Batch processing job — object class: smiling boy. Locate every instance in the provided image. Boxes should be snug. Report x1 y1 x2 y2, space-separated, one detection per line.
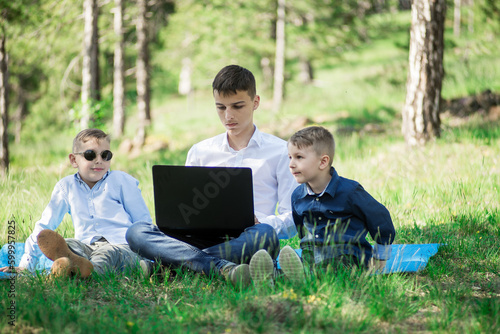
288 126 396 272
0 129 153 277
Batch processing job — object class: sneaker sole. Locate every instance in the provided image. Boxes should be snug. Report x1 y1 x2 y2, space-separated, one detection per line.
229 264 252 287
249 249 274 286
279 246 305 284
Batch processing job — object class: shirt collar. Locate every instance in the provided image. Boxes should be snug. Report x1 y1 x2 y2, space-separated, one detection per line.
301 167 339 198
221 125 261 151
74 170 110 188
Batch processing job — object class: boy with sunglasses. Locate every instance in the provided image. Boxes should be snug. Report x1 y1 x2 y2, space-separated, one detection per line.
1 129 153 277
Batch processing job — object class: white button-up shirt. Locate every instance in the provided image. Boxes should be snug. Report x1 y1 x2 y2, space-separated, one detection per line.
19 171 152 271
186 126 298 239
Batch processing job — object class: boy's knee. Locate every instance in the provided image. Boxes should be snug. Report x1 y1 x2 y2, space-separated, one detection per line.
125 221 148 250
253 223 279 256
254 223 275 235
259 224 279 243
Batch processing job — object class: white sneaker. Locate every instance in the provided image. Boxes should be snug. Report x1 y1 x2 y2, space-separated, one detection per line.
249 249 275 287
139 259 153 277
221 262 251 287
279 246 306 284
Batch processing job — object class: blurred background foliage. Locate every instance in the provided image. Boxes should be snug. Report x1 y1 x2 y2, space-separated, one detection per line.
1 0 499 149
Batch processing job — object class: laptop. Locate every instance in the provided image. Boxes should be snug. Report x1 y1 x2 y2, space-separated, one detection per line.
152 165 255 248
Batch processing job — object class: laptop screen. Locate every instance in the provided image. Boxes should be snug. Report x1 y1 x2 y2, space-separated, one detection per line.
152 165 255 237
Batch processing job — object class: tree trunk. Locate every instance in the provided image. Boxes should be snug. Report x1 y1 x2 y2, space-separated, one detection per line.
399 0 412 10
92 2 100 102
113 0 125 138
402 0 446 146
178 57 192 96
298 58 314 85
454 0 461 37
81 0 99 129
14 88 27 144
0 33 9 175
467 0 474 33
134 0 150 147
272 0 286 113
260 57 273 93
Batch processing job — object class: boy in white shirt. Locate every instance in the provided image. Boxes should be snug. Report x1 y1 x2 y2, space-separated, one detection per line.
126 65 298 286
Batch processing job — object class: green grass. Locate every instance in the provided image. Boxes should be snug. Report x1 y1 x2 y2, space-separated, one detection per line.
2 10 500 334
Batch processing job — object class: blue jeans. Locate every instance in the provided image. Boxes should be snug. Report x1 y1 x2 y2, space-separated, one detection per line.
126 222 279 275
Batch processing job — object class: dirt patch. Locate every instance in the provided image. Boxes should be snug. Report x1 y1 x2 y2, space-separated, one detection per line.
441 89 500 120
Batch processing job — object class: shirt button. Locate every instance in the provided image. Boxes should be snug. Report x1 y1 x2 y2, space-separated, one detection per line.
315 198 320 202
315 235 319 238
318 217 322 221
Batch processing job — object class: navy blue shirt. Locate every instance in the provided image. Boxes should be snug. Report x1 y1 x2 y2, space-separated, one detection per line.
291 168 396 265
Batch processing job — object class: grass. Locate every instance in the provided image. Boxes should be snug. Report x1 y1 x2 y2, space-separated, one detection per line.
2 10 500 334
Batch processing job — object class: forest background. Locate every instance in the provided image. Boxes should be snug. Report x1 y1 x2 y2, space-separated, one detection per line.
0 0 499 333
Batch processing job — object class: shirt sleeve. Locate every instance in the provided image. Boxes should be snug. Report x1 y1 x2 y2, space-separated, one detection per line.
185 145 199 166
349 185 396 260
19 182 70 272
120 173 153 224
291 198 303 231
258 149 298 239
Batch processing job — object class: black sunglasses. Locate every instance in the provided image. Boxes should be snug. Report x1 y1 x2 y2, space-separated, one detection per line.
74 150 113 161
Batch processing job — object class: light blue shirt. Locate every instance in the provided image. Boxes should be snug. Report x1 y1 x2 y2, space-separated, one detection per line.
19 170 152 271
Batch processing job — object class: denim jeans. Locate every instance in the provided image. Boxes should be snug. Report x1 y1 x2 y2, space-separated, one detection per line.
126 222 279 275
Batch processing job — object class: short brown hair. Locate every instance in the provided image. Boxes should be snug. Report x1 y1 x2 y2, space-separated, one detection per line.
212 65 256 99
73 129 110 152
289 126 335 165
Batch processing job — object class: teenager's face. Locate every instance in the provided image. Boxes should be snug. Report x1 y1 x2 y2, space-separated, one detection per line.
214 90 259 137
288 143 324 185
69 138 111 188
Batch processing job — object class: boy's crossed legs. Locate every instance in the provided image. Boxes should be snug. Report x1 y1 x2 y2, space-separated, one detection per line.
37 229 151 278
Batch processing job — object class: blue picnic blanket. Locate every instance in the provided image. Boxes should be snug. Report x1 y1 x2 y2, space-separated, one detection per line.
1 242 441 279
381 243 441 274
277 243 441 274
0 243 53 279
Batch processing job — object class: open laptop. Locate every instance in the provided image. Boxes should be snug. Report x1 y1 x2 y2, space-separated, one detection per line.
152 165 255 248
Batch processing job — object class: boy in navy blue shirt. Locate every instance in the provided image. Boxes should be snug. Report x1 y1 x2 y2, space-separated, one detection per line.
288 126 395 272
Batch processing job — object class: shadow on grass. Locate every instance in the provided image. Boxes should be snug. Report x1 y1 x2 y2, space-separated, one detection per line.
442 117 500 144
333 106 398 130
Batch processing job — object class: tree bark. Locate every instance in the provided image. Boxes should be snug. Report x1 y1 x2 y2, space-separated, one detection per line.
298 58 314 85
113 0 125 138
467 0 474 33
402 0 446 146
91 1 100 102
0 33 9 175
272 0 286 113
454 0 461 37
14 88 27 144
260 57 273 93
178 57 192 96
134 0 151 147
81 0 99 129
